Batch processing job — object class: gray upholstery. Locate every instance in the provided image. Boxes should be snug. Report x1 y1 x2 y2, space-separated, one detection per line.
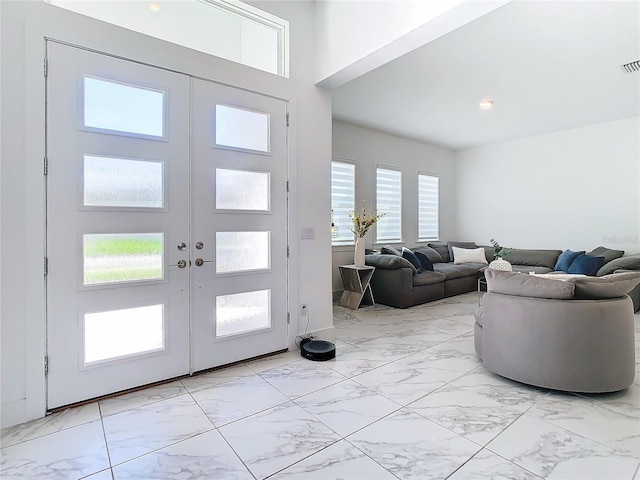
475 292 636 393
366 263 444 308
447 241 478 261
597 253 640 276
433 262 483 280
484 269 574 299
587 246 624 264
510 265 554 274
502 248 562 268
427 243 450 263
570 271 640 300
366 253 417 273
413 246 444 263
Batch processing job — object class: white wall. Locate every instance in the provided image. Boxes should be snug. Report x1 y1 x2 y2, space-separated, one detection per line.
314 0 509 88
454 117 640 254
331 120 455 296
0 0 332 428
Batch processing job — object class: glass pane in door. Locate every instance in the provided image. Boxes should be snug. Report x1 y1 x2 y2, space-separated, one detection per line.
216 289 271 337
84 304 165 365
215 168 269 211
83 233 164 285
215 104 269 152
84 155 164 208
216 231 270 273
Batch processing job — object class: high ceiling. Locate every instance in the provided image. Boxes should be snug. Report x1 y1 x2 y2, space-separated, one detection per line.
331 1 640 151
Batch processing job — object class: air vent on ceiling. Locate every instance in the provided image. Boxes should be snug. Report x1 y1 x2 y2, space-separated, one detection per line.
621 60 640 74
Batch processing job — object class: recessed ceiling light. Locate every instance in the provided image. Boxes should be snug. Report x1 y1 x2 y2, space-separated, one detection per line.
479 99 494 110
148 2 161 12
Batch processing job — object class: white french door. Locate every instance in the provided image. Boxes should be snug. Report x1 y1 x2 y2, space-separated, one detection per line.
46 42 288 408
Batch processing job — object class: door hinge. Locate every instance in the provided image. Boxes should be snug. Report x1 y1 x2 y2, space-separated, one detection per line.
44 356 49 376
44 257 48 275
287 312 291 324
44 157 48 175
286 180 289 193
286 112 290 127
44 58 48 77
287 246 290 258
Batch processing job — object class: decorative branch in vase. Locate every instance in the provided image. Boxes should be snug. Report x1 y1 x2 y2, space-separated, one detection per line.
349 201 385 267
489 238 512 271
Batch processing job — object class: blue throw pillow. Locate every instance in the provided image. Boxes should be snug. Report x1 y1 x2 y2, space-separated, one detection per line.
414 251 434 271
554 249 585 271
402 247 423 273
567 253 605 276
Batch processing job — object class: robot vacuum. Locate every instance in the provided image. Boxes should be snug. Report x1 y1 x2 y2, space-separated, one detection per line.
300 338 336 361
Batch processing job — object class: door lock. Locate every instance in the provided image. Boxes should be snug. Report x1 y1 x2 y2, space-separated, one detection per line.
195 258 204 267
177 242 187 251
177 260 187 268
195 241 204 250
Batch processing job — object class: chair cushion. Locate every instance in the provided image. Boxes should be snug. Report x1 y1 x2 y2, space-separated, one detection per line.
484 269 575 299
570 271 640 299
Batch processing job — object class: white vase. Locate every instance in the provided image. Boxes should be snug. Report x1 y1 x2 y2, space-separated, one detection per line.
489 258 512 271
354 237 365 267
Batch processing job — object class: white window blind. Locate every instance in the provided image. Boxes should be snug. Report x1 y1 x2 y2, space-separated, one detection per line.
418 173 439 241
376 167 402 243
331 161 355 245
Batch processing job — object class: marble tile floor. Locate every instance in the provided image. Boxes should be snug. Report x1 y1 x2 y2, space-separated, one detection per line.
2 292 639 480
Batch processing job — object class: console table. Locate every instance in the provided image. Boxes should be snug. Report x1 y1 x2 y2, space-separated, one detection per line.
338 265 375 310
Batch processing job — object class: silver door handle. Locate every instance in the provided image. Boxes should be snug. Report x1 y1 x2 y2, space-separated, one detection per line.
177 260 187 268
195 258 204 267
177 242 187 251
195 241 204 250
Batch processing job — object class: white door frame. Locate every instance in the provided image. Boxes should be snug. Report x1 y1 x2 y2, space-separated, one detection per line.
23 5 300 421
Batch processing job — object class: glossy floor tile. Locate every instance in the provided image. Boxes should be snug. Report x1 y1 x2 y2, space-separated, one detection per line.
2 293 639 479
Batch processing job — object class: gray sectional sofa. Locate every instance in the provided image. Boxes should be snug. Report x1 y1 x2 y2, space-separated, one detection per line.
364 241 640 310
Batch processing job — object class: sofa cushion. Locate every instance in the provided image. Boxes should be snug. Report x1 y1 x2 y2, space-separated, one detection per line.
428 243 451 263
402 247 423 273
433 262 482 280
365 254 418 273
567 253 605 276
413 246 444 264
380 245 402 256
596 254 640 277
447 241 477 261
414 251 434 271
554 249 585 272
570 271 640 300
452 246 487 265
484 269 575 299
502 249 562 268
478 245 495 263
587 246 624 264
412 270 446 286
511 265 554 274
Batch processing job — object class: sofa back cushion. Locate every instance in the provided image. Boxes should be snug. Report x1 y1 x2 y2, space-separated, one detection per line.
485 269 575 299
402 247 423 273
554 249 585 271
413 246 444 264
587 246 624 264
570 271 640 299
380 245 402 256
502 249 562 268
414 251 435 271
427 243 451 263
596 254 640 277
567 254 605 276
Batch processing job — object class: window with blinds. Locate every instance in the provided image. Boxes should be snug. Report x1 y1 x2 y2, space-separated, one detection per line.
331 161 355 245
376 167 402 243
418 173 439 241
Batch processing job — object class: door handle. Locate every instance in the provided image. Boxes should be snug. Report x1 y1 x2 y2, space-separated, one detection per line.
177 242 187 251
177 260 187 268
195 241 204 250
195 258 204 267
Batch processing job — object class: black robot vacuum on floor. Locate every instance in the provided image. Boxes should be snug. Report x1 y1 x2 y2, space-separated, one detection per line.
300 337 336 361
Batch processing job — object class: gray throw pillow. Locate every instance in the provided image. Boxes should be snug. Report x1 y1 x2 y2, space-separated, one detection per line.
413 245 444 263
484 269 575 299
596 254 640 277
427 243 451 263
365 254 418 273
570 271 640 299
587 246 625 265
447 241 477 261
380 245 402 256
